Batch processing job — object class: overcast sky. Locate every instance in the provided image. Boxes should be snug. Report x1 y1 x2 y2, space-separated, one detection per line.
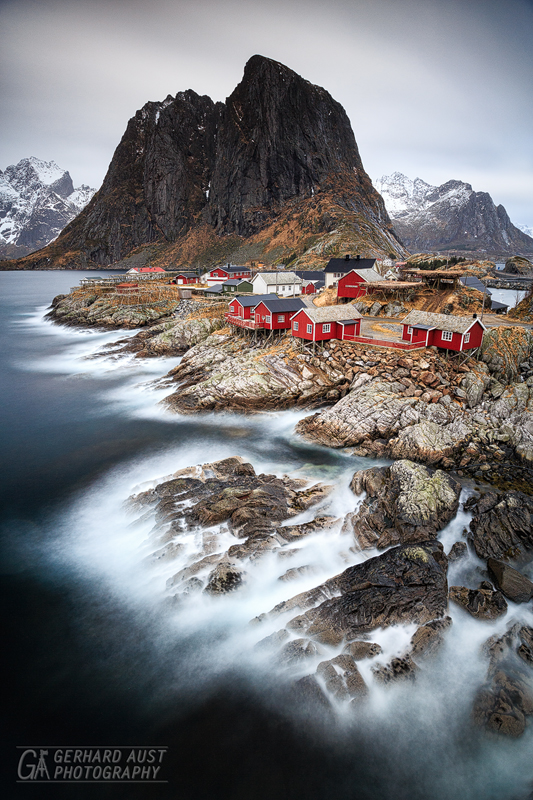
1 0 532 225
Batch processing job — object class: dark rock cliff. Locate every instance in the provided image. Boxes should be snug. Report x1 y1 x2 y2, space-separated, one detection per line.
3 55 403 270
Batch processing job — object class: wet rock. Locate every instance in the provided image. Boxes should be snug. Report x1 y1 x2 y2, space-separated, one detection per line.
279 637 323 665
204 561 244 594
317 654 368 698
473 669 533 737
372 655 419 684
254 629 290 651
276 541 449 644
449 585 508 620
409 616 452 659
343 641 383 660
448 541 468 561
517 626 533 666
466 490 533 563
346 460 461 550
487 558 533 603
389 418 473 465
291 674 332 712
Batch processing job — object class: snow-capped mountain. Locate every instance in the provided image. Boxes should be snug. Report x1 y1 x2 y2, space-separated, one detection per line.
0 157 96 259
518 223 533 239
374 172 533 256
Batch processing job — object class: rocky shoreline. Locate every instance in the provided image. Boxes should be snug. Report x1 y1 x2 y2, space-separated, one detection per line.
131 454 533 737
47 292 533 737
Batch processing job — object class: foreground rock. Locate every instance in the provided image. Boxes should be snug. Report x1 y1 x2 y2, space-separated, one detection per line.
128 456 333 594
466 490 533 563
267 541 449 645
474 623 533 736
345 460 461 550
48 291 180 328
162 333 348 412
487 558 533 603
448 585 508 620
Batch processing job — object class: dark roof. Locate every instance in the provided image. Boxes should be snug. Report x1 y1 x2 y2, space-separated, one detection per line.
230 294 272 307
337 319 360 326
223 279 251 286
324 257 376 274
254 297 307 313
205 284 224 293
460 276 491 294
490 300 509 310
174 271 198 277
294 271 325 280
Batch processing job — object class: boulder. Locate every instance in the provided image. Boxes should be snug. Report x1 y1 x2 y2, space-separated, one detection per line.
448 585 507 620
389 418 473 465
409 616 452 659
372 655 419 684
473 669 533 737
447 541 468 562
466 491 533 563
275 542 449 644
461 371 490 408
346 460 461 550
316 654 368 699
342 641 383 660
487 558 533 603
204 561 245 594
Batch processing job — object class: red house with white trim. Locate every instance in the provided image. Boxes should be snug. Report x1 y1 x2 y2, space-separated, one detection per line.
171 272 200 284
252 297 307 330
401 310 486 351
290 306 362 342
226 295 272 327
204 264 251 285
126 266 167 274
337 266 382 299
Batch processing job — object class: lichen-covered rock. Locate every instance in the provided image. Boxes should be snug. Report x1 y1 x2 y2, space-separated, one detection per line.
448 541 468 561
317 654 368 698
345 460 461 550
342 641 382 660
204 561 245 594
449 585 508 620
372 655 419 684
389 418 473 465
479 326 533 382
461 370 490 408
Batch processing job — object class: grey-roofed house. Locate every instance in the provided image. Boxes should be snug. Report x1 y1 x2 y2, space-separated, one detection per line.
251 271 303 296
290 304 362 342
324 254 377 287
401 309 486 350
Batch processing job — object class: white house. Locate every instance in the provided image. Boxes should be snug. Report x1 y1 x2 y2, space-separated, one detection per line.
251 272 303 296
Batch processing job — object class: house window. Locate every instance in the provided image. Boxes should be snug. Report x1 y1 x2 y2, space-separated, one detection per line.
277 315 285 322
464 332 470 343
441 330 453 342
307 324 313 334
407 326 413 335
322 323 331 333
266 316 271 324
294 321 299 331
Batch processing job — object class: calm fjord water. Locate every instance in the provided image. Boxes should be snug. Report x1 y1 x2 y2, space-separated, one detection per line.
1 271 532 800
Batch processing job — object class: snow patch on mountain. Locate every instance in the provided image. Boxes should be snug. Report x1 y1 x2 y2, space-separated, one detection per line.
0 157 96 258
374 172 533 255
517 223 533 239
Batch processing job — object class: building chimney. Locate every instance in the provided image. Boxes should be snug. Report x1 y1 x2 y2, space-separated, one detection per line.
356 254 361 260
473 313 477 319
344 254 350 261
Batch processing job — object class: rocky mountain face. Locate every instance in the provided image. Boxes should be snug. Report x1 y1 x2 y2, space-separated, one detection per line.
0 158 95 259
375 172 533 257
3 56 404 270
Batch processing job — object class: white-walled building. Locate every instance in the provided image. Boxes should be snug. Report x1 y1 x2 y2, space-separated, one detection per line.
251 272 303 295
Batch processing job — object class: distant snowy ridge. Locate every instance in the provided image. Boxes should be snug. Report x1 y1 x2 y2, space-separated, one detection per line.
518 223 533 239
374 172 533 256
0 157 96 259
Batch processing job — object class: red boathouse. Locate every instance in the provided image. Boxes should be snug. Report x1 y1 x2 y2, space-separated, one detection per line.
401 310 486 351
290 306 362 342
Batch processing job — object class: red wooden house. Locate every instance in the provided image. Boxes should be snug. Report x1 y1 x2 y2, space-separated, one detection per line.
290 306 362 343
337 266 381 299
204 264 251 285
172 272 200 284
226 295 272 328
401 310 486 351
252 297 307 330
